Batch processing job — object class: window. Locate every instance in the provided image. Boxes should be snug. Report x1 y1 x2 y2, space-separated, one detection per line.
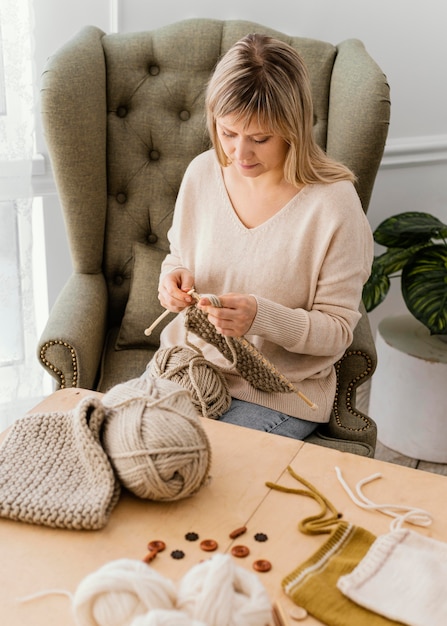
0 0 51 418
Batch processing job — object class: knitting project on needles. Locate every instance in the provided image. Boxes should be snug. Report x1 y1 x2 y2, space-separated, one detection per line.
145 289 316 410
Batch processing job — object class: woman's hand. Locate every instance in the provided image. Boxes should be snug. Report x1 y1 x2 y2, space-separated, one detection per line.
197 293 257 337
158 268 195 312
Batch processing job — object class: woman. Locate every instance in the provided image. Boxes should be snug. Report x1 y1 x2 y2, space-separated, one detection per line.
157 33 373 439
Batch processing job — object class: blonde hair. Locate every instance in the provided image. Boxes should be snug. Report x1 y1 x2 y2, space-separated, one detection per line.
206 34 355 187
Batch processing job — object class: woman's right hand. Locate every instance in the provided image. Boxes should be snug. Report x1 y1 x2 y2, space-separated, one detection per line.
158 268 195 312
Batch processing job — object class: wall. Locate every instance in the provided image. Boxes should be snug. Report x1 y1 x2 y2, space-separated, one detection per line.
32 0 447 336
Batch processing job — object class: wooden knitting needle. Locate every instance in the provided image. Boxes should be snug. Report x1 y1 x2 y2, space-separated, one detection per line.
144 309 171 336
297 391 317 411
144 287 196 336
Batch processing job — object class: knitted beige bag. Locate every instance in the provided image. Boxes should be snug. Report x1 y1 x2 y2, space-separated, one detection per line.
0 396 120 530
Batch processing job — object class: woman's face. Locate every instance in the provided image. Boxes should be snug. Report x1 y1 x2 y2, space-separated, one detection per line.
216 114 289 179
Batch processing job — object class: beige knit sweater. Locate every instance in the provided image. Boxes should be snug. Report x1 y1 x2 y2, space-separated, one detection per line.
160 150 373 422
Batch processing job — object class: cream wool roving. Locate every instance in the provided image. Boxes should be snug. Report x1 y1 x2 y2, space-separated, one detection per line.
70 554 271 626
72 559 177 626
131 609 206 625
101 376 212 501
177 553 272 626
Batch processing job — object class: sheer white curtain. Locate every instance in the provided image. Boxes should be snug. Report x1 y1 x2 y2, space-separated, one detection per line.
0 0 50 415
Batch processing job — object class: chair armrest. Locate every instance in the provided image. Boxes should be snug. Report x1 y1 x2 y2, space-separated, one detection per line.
326 305 377 447
38 273 108 389
305 304 378 456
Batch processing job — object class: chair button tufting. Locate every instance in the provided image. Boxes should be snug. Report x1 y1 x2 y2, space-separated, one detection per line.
116 192 127 204
147 233 158 244
179 109 190 121
148 65 160 76
149 150 160 161
116 106 128 118
114 275 124 286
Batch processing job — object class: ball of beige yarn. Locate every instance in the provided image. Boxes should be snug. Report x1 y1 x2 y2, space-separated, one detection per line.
101 377 212 501
147 346 231 419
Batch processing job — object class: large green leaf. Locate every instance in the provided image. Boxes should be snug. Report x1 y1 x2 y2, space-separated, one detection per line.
402 244 447 335
374 212 447 248
372 244 429 276
362 272 390 312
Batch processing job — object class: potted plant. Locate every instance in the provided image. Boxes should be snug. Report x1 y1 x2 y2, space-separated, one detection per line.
362 211 447 337
364 211 447 462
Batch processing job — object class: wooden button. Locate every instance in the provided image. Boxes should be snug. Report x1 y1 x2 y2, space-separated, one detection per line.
231 545 250 558
274 601 308 623
147 540 166 553
289 606 308 621
185 532 199 541
142 550 157 564
200 539 218 551
229 526 247 539
170 549 185 559
254 532 268 542
253 559 272 572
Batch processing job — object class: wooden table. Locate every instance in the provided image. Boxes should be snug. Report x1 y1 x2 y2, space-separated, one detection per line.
1 388 447 625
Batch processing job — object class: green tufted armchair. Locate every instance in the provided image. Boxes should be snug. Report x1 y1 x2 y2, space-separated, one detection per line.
38 18 390 457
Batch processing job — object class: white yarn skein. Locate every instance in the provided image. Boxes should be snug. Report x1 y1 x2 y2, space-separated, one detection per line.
177 554 272 626
131 608 207 626
72 559 176 626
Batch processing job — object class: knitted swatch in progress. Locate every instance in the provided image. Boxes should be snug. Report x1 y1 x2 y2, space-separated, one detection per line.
185 301 316 409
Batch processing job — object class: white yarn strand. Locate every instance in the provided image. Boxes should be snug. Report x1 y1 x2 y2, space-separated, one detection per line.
18 588 74 603
335 466 433 531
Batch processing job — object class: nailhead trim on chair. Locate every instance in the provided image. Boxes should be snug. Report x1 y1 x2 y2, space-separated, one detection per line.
333 350 373 432
39 340 78 389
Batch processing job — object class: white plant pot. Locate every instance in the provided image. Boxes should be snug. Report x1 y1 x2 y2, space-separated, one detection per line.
369 314 447 463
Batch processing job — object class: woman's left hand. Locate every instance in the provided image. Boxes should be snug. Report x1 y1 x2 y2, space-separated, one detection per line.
197 293 257 337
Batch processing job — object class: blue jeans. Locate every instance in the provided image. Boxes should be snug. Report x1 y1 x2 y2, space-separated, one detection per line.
218 399 318 440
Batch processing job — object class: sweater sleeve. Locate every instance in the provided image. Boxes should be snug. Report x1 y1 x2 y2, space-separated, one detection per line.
249 188 373 359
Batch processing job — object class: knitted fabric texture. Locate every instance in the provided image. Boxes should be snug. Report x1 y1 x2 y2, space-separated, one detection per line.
0 396 120 530
266 468 403 626
337 528 447 626
185 305 296 393
185 305 314 408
